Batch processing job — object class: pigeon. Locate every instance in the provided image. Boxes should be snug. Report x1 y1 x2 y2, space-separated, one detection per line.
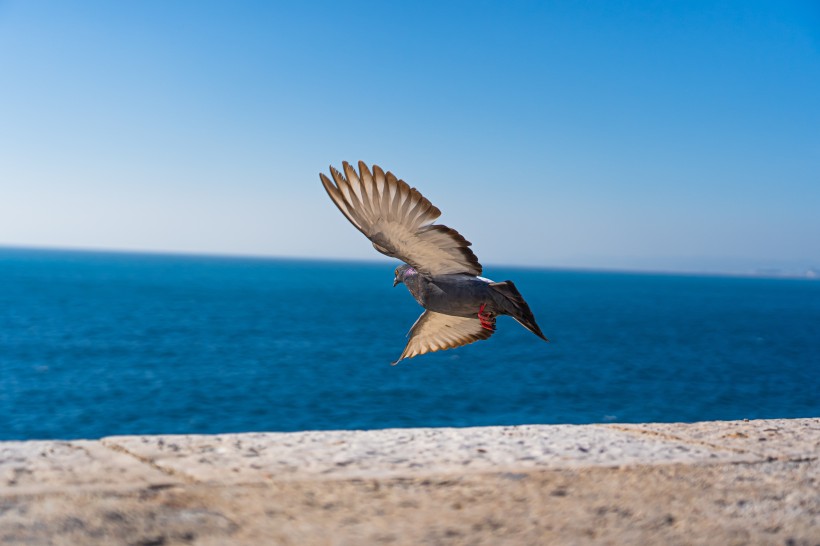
320 161 548 365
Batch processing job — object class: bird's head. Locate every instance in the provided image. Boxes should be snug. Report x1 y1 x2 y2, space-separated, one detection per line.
393 264 416 287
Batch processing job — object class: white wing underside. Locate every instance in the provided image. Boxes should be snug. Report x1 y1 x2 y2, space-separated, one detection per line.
320 161 482 276
394 310 494 365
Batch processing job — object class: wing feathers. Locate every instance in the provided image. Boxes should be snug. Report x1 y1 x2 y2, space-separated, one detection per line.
321 161 482 276
393 311 494 364
356 161 376 221
320 173 366 233
394 175 408 220
342 162 369 219
408 193 440 231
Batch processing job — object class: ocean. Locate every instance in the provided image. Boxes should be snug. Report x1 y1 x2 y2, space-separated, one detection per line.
1 247 818 441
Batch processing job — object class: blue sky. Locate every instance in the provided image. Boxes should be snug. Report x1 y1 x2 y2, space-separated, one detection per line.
1 1 818 274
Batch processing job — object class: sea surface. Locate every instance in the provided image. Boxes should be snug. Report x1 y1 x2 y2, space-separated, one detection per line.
1 247 818 441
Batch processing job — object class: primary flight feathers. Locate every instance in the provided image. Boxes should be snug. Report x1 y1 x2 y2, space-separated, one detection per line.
319 161 482 276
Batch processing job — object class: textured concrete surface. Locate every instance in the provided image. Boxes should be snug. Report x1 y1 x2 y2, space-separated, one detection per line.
1 419 818 545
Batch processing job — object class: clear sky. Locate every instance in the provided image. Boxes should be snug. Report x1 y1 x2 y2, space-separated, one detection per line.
1 1 818 274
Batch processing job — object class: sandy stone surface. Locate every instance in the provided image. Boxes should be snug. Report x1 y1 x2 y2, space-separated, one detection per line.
99 424 753 484
1 419 818 545
612 418 820 460
0 441 177 493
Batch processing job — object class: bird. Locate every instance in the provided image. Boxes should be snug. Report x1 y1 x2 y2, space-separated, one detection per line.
320 161 548 365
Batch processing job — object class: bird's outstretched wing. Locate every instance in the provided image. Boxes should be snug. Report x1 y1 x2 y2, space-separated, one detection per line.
320 161 482 276
393 310 495 365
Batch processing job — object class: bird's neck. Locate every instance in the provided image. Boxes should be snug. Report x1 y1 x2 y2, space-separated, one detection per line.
402 273 424 304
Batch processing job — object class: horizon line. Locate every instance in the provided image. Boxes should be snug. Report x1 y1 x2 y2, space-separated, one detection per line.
1 243 817 282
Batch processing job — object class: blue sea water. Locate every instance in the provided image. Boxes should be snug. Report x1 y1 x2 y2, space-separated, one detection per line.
1 247 818 441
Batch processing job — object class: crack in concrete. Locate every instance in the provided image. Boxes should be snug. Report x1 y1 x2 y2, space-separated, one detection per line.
604 424 820 465
99 440 200 485
604 425 753 454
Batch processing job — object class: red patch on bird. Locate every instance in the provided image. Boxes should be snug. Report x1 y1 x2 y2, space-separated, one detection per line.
478 303 496 331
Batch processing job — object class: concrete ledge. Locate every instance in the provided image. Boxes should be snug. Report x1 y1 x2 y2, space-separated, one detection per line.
1 419 818 544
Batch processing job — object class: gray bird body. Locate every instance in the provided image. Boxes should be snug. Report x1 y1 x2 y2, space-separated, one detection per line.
320 161 548 364
396 264 546 343
399 270 491 318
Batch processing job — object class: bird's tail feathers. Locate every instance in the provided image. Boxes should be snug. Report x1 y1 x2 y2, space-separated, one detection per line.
490 281 549 341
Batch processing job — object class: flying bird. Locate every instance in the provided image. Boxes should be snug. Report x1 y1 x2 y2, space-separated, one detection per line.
320 161 548 365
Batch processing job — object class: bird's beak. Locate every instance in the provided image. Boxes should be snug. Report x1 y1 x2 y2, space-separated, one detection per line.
393 277 400 287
